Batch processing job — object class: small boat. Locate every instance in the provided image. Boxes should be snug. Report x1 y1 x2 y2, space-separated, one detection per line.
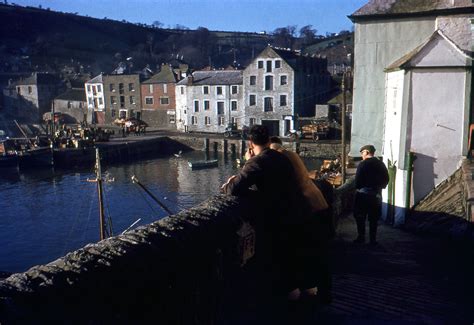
188 159 218 170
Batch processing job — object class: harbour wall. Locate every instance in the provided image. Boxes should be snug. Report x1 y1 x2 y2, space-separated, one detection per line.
0 182 355 322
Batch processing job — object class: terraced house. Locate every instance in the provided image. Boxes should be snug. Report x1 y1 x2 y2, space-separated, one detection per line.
175 70 243 134
141 64 180 129
242 46 331 136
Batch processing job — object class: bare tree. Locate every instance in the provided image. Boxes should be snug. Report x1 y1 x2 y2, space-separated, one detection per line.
272 25 297 49
299 25 317 45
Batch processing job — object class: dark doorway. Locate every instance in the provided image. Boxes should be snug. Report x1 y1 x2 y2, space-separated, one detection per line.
261 120 280 136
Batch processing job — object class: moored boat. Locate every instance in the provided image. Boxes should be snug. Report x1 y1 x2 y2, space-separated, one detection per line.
188 159 218 170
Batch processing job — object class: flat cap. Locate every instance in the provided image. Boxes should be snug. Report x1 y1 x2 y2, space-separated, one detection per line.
359 144 376 154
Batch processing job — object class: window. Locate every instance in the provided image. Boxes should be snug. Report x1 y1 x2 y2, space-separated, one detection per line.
87 85 91 92
160 97 169 105
163 84 167 93
149 84 153 93
120 96 125 108
67 101 72 109
231 100 238 111
145 97 153 105
191 116 197 125
180 87 184 94
280 95 287 106
249 94 256 106
119 83 124 94
97 85 102 92
218 116 225 125
16 87 20 94
266 60 272 72
280 75 287 85
265 75 273 90
216 86 223 95
231 117 237 126
169 114 175 124
257 60 264 69
249 118 256 126
111 96 117 104
129 83 134 91
98 97 103 105
28 86 32 94
92 86 97 95
217 101 225 114
275 60 281 68
203 86 209 94
204 100 210 110
205 116 211 125
129 96 136 105
194 100 199 112
250 76 256 85
264 97 273 112
231 85 238 94
111 109 116 118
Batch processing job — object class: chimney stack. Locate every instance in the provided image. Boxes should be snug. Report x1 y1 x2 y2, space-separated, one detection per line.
187 75 194 86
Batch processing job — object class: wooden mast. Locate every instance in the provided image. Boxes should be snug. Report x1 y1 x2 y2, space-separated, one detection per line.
88 148 107 240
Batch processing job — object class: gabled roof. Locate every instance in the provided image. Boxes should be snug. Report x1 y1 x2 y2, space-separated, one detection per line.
385 30 473 71
350 0 473 21
142 65 178 84
16 72 59 85
54 88 87 102
177 70 242 86
86 73 103 84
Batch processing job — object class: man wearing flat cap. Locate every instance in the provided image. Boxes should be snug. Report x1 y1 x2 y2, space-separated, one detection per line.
353 144 389 245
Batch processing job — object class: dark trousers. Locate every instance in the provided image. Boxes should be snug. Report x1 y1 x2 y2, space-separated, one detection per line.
353 192 382 243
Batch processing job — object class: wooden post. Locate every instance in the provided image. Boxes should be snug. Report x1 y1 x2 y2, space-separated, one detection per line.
341 73 347 183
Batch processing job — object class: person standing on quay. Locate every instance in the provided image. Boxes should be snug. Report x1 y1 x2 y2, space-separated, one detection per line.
353 145 389 245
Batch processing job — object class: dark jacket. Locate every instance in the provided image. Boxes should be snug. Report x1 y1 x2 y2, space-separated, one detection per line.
355 157 389 194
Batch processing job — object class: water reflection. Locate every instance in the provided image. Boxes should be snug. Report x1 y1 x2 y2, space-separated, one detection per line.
0 152 321 273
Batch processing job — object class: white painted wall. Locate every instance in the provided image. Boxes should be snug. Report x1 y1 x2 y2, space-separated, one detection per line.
409 69 466 203
175 85 187 132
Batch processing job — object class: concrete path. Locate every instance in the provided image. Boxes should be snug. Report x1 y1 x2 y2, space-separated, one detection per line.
310 216 474 324
228 216 474 325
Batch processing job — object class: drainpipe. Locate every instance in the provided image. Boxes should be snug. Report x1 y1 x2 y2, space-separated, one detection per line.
405 151 415 211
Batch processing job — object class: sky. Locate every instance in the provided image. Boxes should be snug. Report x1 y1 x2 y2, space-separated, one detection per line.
11 0 368 34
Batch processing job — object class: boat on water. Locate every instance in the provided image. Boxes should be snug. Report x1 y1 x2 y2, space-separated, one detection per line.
188 159 218 170
18 146 53 168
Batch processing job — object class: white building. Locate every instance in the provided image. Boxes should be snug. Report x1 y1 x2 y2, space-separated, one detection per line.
175 70 243 133
85 74 106 124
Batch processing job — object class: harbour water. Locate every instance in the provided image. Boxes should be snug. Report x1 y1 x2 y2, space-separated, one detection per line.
0 151 322 274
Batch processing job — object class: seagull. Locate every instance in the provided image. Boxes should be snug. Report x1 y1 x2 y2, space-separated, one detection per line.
174 150 182 158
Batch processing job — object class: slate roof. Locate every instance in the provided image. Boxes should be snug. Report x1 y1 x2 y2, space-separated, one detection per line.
16 72 59 85
86 74 103 84
177 70 242 86
350 0 473 20
142 65 178 84
54 88 87 102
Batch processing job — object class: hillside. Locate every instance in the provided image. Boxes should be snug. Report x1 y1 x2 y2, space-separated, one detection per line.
0 4 273 75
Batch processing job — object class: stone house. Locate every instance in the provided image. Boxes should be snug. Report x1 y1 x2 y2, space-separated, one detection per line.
53 88 90 124
141 64 179 129
85 74 106 124
86 73 142 124
349 0 473 224
242 46 331 136
175 70 243 133
3 72 62 122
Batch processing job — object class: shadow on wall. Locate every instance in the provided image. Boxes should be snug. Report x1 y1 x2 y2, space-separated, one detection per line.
412 153 436 204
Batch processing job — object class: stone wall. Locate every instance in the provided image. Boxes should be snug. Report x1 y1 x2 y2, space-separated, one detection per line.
0 187 355 322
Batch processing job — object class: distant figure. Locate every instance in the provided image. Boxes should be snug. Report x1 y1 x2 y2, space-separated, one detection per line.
353 145 389 245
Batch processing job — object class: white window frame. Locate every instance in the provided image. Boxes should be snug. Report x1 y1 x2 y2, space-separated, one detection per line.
249 75 256 86
218 116 225 126
231 85 238 94
263 96 273 112
279 94 288 107
249 94 256 106
203 86 209 94
204 100 210 110
205 116 211 125
160 96 170 105
145 96 153 105
280 74 288 86
216 86 223 96
194 100 200 112
231 100 238 111
191 116 198 125
216 101 225 115
275 60 281 68
264 74 274 91
257 60 264 69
